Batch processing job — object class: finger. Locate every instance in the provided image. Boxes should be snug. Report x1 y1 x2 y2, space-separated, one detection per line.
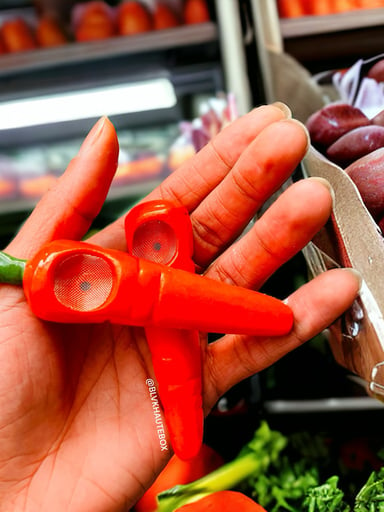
191 118 310 267
204 267 361 406
205 177 333 288
150 103 292 209
6 117 119 259
90 103 291 250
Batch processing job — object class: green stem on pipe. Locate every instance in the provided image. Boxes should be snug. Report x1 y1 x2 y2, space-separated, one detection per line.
0 251 26 285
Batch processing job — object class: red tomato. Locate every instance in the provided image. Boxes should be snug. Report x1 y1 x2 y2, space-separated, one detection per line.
75 21 115 41
340 437 383 471
117 1 153 35
360 0 384 6
183 0 210 24
74 2 116 41
332 0 358 11
35 16 68 47
73 1 114 25
1 18 37 52
134 444 224 512
277 0 309 17
153 4 180 30
175 491 267 511
0 35 6 53
309 0 335 15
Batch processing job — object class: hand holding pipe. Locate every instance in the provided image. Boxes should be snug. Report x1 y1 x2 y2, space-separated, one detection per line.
20 198 293 457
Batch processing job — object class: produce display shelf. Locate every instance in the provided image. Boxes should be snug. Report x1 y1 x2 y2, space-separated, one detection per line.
0 21 218 77
280 7 384 38
0 178 162 215
264 396 384 414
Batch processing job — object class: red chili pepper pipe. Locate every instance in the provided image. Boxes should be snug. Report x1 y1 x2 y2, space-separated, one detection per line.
22 239 293 335
125 200 203 460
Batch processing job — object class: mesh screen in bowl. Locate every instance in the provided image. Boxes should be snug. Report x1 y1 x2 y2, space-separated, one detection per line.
54 253 113 311
132 220 177 265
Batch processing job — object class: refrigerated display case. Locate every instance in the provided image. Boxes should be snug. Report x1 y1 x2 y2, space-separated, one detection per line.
279 4 384 73
0 0 272 246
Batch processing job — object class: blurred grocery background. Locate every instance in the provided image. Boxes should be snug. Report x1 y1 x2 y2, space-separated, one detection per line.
0 0 218 238
0 0 383 235
2 2 384 508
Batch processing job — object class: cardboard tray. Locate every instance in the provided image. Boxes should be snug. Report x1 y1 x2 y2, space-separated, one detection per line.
302 147 384 399
259 2 384 398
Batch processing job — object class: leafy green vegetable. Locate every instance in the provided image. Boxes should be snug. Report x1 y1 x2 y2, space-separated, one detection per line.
242 429 333 512
303 476 350 512
354 467 384 512
155 421 384 512
248 456 320 512
156 421 287 512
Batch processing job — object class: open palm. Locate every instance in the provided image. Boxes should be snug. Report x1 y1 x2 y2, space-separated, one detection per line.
0 105 360 512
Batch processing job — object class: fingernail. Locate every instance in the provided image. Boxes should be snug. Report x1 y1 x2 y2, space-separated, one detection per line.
272 101 292 118
342 267 363 292
78 116 108 155
281 118 311 155
308 176 335 207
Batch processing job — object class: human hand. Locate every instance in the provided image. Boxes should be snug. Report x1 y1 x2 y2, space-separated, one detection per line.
0 105 360 512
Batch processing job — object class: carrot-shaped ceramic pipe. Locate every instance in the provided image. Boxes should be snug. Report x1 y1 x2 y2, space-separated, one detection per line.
125 200 203 460
22 239 293 335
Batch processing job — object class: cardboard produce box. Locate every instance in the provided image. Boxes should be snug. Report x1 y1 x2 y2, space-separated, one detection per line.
302 147 384 400
265 46 384 398
297 55 384 399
